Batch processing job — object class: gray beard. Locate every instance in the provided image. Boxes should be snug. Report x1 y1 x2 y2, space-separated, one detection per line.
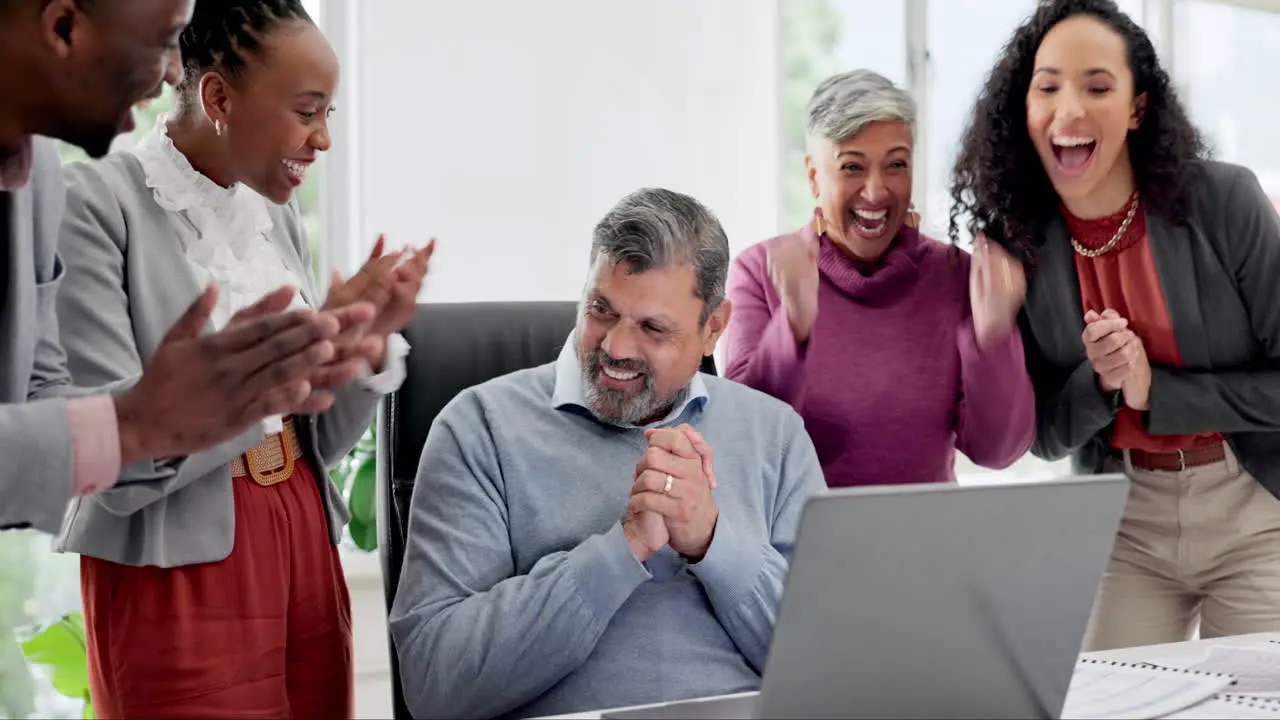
582 375 689 427
579 348 688 426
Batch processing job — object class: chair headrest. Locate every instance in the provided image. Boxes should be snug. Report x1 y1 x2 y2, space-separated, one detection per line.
390 301 580 483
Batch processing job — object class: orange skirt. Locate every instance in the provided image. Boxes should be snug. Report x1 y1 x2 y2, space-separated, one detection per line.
80 456 353 719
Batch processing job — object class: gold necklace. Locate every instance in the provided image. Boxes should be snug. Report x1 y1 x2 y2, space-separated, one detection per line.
1070 193 1139 258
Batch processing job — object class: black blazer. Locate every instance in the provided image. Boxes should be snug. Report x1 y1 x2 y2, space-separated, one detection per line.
1019 160 1280 498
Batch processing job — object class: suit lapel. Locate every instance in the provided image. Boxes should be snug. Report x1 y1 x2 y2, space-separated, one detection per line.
152 209 219 346
1026 217 1088 361
267 225 318 307
3 189 18 313
6 184 38 396
0 190 20 395
6 183 31 305
1147 212 1211 368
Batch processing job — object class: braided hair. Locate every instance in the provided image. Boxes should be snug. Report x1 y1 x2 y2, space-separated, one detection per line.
176 0 313 107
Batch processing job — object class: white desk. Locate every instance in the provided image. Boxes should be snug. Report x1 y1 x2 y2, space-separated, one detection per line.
550 632 1280 719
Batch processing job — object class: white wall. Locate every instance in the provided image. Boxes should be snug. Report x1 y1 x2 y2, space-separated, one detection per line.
355 0 780 302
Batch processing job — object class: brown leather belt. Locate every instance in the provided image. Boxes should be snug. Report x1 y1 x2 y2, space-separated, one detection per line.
230 417 304 486
1116 443 1227 473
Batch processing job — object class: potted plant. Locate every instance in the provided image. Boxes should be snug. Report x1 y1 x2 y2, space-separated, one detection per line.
331 421 378 552
18 611 92 719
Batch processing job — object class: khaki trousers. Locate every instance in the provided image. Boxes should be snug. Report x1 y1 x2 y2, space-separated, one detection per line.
1083 446 1280 651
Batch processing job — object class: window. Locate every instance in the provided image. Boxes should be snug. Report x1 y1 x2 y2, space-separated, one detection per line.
0 534 80 719
1179 0 1280 206
922 0 1036 243
923 0 1057 483
777 0 907 232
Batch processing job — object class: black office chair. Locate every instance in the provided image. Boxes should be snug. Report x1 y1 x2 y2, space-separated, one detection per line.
375 301 717 719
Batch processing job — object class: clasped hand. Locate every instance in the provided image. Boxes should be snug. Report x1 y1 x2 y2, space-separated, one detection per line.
622 424 719 563
1082 308 1151 410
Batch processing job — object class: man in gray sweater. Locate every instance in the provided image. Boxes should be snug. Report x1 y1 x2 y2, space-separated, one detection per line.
389 188 826 719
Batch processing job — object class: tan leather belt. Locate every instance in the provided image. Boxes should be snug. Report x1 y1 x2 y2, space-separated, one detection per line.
1117 443 1226 473
231 417 303 486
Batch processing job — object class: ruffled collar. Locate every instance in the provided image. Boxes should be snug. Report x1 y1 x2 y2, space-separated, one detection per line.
127 114 307 335
812 221 927 303
129 114 275 264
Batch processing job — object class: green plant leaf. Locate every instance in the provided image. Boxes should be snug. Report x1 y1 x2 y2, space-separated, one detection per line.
18 612 91 706
331 423 374 501
349 460 376 523
329 461 349 495
348 459 378 551
331 421 379 552
349 514 379 552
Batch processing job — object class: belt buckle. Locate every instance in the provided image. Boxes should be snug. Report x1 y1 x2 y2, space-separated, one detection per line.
245 428 295 486
1175 449 1186 472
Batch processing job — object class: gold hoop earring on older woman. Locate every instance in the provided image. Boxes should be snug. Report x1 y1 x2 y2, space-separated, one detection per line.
813 206 827 238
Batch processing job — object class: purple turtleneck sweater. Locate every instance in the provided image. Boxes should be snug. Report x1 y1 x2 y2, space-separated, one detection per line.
722 223 1035 487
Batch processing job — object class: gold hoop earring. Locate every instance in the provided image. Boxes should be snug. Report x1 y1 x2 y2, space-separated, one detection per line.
214 119 225 137
813 207 827 237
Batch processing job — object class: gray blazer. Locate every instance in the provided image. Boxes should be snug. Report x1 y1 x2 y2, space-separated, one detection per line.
1020 160 1280 498
0 138 119 534
52 151 379 568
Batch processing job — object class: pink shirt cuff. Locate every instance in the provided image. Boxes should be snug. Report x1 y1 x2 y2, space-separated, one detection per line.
67 396 122 496
0 137 34 191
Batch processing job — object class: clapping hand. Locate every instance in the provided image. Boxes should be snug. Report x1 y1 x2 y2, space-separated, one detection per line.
114 285 377 464
969 234 1027 350
766 233 821 345
324 234 436 370
906 203 921 229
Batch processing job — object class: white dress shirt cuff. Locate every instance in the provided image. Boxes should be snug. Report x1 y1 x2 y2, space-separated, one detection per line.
360 332 410 395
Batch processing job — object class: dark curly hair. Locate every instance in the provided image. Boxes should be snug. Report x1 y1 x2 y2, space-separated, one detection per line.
947 0 1207 262
175 0 313 108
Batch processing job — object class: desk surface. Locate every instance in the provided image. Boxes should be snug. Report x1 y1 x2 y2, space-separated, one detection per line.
547 631 1280 719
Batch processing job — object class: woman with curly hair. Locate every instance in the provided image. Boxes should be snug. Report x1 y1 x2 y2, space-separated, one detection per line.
950 0 1280 650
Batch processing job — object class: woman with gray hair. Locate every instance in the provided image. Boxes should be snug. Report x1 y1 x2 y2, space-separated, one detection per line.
722 69 1035 487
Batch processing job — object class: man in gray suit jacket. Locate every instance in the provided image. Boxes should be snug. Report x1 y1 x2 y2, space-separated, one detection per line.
0 0 376 533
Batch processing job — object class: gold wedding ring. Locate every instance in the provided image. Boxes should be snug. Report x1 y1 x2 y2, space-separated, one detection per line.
663 474 674 495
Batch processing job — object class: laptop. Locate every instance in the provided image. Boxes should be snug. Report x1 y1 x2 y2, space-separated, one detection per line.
604 474 1129 720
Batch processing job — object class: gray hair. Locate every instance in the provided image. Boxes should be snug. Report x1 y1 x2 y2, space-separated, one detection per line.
589 188 730 325
806 69 916 151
